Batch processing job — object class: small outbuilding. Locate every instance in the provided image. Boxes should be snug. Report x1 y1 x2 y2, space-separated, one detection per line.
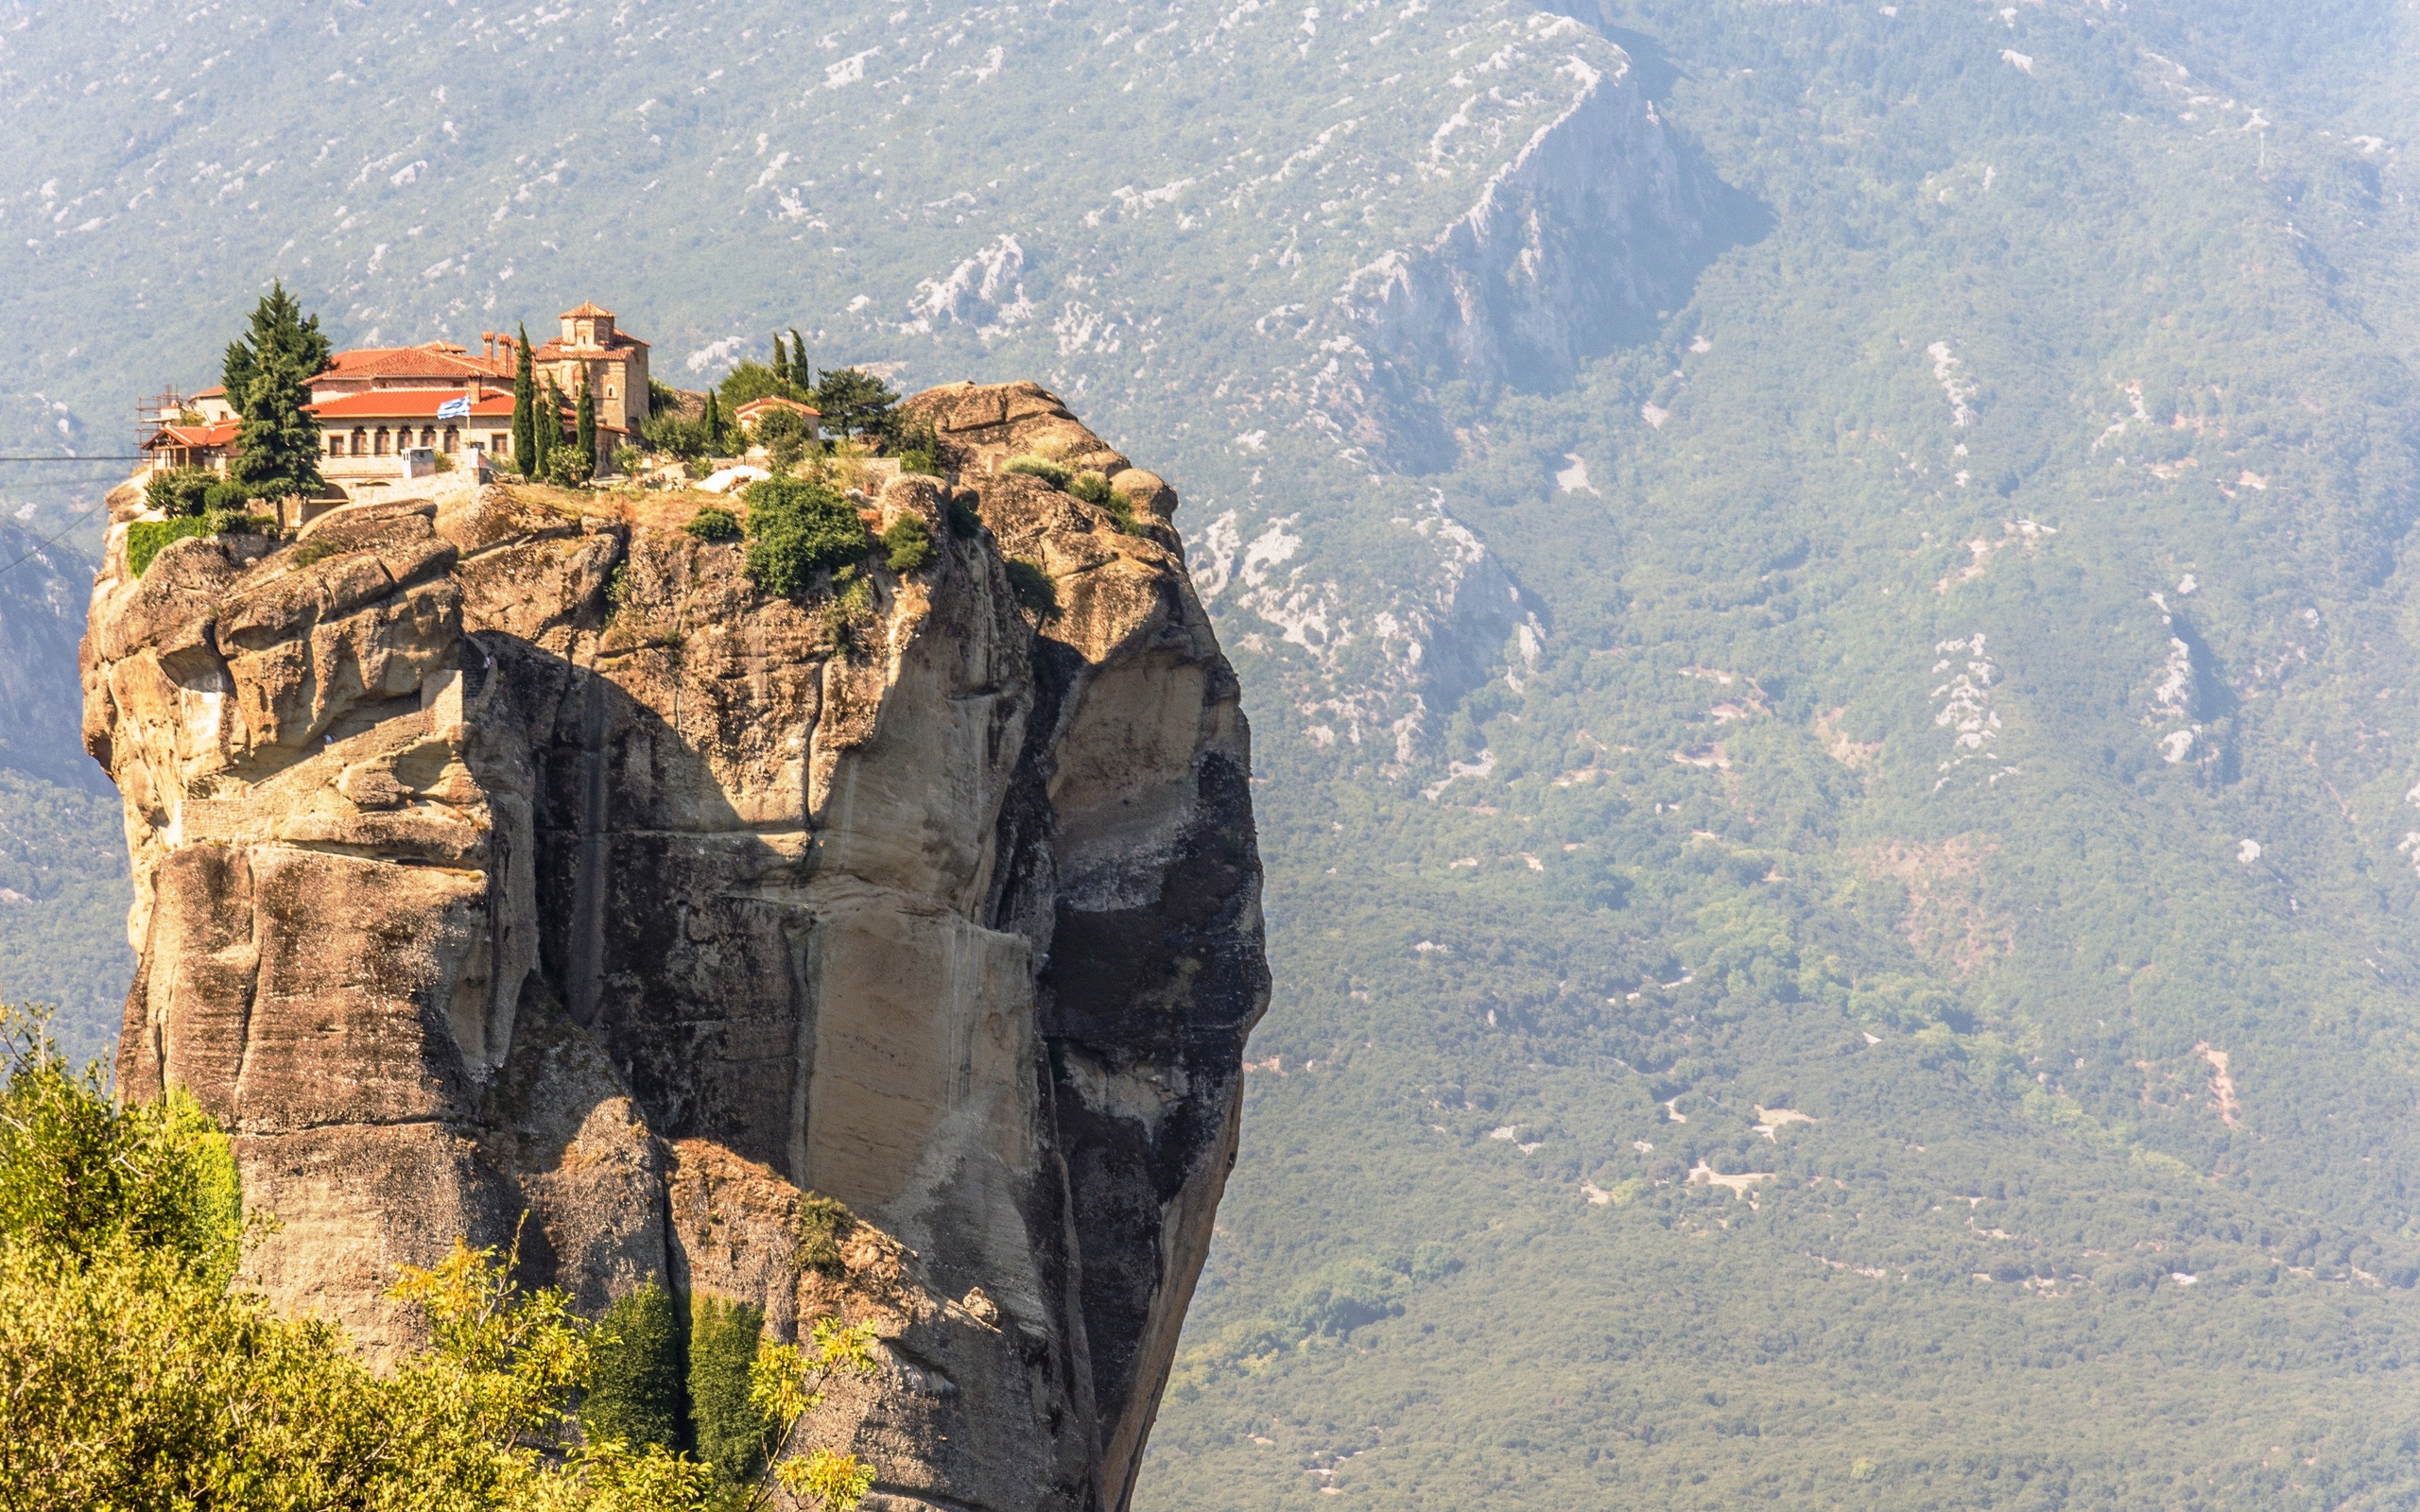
732 395 821 438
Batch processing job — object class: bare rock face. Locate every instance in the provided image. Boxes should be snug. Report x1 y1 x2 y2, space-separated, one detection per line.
83 385 1267 1512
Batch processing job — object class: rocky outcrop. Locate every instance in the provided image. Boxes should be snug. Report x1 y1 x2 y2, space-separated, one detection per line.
1333 36 1709 390
82 383 1267 1512
1312 23 1720 469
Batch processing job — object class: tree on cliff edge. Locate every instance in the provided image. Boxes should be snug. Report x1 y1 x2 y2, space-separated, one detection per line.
510 322 537 474
576 374 597 475
220 283 331 499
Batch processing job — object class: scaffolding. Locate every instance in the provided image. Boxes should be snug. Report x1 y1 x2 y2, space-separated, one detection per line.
134 388 191 452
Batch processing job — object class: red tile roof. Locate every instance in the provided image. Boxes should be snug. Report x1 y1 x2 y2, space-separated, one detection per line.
144 420 240 450
531 333 648 360
306 391 522 420
735 396 822 419
320 344 511 382
561 301 614 318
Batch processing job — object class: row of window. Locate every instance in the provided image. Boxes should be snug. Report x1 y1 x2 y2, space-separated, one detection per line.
323 426 521 458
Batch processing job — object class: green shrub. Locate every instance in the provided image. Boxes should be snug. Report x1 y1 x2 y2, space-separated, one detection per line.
1065 472 1148 536
1005 558 1060 620
643 411 710 461
684 506 740 542
945 492 982 539
880 513 934 574
0 1006 238 1273
126 518 213 576
794 1194 856 1280
609 445 643 477
432 450 458 474
686 1294 771 1487
752 406 816 472
889 414 943 477
212 513 277 537
201 481 252 515
1002 455 1071 490
821 572 878 653
583 1280 685 1454
741 476 872 597
144 466 214 518
542 446 594 487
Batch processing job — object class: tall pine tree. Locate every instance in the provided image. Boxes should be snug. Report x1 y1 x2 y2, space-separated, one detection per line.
702 391 724 455
510 324 537 475
788 329 808 396
575 374 597 478
771 335 791 389
221 282 332 498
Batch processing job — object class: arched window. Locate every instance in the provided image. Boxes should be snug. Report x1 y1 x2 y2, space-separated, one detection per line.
327 434 343 457
442 426 458 454
351 429 367 456
374 428 389 456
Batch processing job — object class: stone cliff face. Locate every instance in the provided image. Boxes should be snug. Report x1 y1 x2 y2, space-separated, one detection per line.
82 383 1267 1512
1305 24 1720 471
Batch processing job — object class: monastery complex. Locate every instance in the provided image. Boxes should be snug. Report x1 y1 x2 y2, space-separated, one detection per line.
141 301 652 500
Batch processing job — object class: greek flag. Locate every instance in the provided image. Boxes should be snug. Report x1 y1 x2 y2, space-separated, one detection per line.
437 394 473 420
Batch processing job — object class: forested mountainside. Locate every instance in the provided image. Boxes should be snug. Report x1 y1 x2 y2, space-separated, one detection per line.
0 524 128 1066
9 0 2420 1504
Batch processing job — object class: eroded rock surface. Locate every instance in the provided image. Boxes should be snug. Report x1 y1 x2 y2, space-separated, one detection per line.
84 384 1267 1512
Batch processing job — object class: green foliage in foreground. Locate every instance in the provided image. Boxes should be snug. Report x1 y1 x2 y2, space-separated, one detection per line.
740 475 872 597
0 1005 878 1510
582 1280 684 1454
688 1295 775 1487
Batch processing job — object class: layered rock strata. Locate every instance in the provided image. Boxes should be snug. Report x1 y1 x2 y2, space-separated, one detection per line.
82 383 1267 1512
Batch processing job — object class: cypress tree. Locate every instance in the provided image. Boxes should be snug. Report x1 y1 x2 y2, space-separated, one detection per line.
221 282 333 499
703 391 724 455
510 324 537 475
771 334 790 389
788 328 809 396
533 378 561 474
575 374 597 476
